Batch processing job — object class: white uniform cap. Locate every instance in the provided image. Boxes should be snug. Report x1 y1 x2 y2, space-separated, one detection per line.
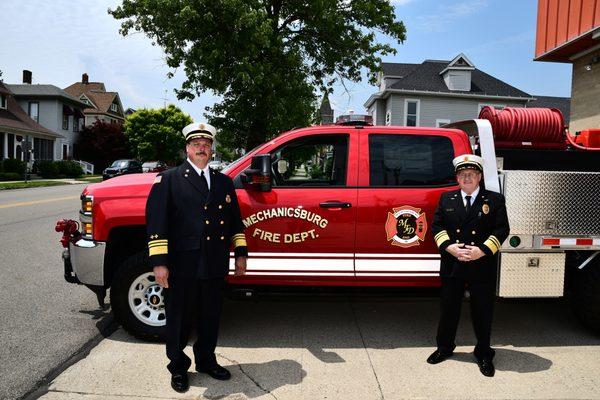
182 122 216 142
452 154 483 173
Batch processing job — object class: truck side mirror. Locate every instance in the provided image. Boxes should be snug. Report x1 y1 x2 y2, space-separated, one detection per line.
242 154 272 192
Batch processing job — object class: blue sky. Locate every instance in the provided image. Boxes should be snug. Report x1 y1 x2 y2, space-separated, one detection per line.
0 0 571 123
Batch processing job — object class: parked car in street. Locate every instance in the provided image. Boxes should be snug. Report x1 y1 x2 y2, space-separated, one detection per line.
102 159 143 180
142 161 168 173
208 160 229 171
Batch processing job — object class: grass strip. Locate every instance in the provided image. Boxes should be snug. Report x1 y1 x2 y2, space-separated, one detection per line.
0 181 71 190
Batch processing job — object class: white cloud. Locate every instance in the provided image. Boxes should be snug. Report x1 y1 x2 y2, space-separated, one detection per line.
0 0 210 122
416 0 488 33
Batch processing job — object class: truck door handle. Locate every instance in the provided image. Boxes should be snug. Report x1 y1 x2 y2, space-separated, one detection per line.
319 201 352 208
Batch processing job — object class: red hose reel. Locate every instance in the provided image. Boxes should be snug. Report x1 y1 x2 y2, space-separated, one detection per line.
478 106 600 151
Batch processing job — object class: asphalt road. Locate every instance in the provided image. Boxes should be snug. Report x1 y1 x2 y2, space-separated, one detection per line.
0 184 113 400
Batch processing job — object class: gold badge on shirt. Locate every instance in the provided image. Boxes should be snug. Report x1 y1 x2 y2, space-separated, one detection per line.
225 194 231 203
482 204 490 214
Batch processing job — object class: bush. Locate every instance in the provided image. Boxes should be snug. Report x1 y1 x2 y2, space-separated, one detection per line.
38 161 60 178
0 172 22 181
2 158 26 174
56 161 83 178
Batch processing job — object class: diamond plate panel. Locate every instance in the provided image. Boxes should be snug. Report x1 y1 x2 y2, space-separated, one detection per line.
498 253 564 297
503 170 600 235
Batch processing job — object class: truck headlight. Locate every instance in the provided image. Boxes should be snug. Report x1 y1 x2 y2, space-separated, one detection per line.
80 195 93 239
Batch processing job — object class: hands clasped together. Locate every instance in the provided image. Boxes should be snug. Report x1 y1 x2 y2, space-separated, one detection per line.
446 243 485 262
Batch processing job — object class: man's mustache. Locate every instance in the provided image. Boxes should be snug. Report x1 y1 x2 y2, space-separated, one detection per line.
195 152 207 156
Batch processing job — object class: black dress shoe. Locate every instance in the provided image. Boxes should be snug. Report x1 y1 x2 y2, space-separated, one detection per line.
427 350 452 364
171 373 189 393
196 364 231 380
477 358 495 377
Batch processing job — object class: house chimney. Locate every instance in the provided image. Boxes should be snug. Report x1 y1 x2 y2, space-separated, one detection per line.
82 73 89 84
23 70 32 84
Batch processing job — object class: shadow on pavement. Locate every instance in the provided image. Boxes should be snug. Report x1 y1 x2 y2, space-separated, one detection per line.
193 358 306 399
450 348 553 373
104 293 600 366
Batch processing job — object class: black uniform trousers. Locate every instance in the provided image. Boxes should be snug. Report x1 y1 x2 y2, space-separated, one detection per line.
436 276 496 360
164 273 224 374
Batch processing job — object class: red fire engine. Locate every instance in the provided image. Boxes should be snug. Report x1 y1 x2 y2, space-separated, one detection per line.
56 108 600 340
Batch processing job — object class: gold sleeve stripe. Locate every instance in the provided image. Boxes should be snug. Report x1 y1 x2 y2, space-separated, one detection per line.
149 245 168 256
434 231 448 241
232 233 245 238
490 235 501 249
483 238 499 254
434 231 451 247
233 237 247 248
148 239 168 245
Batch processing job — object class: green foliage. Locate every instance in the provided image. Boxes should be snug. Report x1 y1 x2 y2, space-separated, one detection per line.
2 158 26 174
109 0 406 151
76 120 131 172
124 105 192 164
56 161 84 178
0 172 22 181
37 161 59 178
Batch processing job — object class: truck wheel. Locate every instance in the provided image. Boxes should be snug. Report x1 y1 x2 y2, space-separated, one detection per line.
571 253 600 335
110 252 166 341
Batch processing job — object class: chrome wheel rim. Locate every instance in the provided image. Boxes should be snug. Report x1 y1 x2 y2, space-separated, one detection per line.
128 272 166 327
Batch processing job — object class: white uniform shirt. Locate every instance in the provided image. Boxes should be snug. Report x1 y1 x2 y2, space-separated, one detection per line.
187 158 211 190
460 186 480 208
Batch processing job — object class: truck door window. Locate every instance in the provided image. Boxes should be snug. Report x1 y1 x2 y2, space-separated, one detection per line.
369 134 454 186
271 135 348 187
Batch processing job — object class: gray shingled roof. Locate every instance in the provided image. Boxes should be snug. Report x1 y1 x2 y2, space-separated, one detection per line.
527 96 571 124
319 95 333 114
381 62 418 77
6 84 87 108
385 60 533 99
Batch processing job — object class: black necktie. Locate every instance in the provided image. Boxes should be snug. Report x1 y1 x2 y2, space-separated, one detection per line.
465 195 472 214
200 170 209 193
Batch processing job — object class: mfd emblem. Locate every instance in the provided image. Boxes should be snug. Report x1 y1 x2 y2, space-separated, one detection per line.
482 204 490 214
385 206 428 248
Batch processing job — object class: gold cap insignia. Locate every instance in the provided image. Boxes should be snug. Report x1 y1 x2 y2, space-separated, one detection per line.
225 194 231 203
482 204 490 214
199 123 205 130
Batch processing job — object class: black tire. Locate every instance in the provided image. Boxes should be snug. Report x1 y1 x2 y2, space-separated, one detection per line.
570 252 600 335
110 252 166 341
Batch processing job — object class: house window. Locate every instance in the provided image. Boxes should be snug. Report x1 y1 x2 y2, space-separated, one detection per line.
73 118 79 132
62 144 68 159
62 114 69 130
385 110 391 126
404 99 420 126
436 119 451 127
0 94 6 109
110 103 118 112
28 102 39 122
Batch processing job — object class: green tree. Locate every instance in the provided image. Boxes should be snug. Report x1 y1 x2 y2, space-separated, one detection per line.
124 105 193 164
109 0 406 151
75 120 131 172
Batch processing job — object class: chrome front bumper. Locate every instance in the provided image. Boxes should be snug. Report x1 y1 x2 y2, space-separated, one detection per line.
64 238 106 286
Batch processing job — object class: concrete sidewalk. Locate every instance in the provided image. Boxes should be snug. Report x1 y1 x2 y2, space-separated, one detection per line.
38 296 600 400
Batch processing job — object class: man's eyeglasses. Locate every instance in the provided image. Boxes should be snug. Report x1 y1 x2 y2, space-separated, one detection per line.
188 142 212 149
457 171 480 179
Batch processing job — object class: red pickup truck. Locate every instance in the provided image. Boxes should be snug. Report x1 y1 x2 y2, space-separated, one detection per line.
57 119 600 340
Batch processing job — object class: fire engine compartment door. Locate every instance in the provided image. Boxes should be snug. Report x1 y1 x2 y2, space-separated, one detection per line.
236 133 358 280
355 132 458 281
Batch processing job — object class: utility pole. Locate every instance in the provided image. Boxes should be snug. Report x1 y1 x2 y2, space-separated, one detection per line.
161 89 168 109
